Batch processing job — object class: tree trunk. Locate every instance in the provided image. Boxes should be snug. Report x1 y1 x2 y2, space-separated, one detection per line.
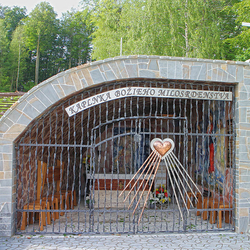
35 34 40 85
184 0 189 57
69 57 72 69
16 43 21 91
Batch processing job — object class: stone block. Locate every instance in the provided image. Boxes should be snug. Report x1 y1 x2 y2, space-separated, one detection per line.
103 63 111 71
16 100 27 111
57 76 65 84
139 70 157 78
244 77 250 85
52 84 66 98
240 175 250 182
90 69 105 84
0 229 11 236
239 216 248 232
63 73 74 86
227 64 236 77
198 64 207 81
5 125 21 139
116 60 128 78
0 195 11 203
237 100 250 107
240 191 250 199
3 161 11 171
108 62 122 79
7 110 22 124
0 223 11 231
239 136 245 144
167 61 176 78
138 59 149 63
240 91 248 100
159 67 168 78
190 65 201 80
3 118 13 128
240 169 248 175
0 144 12 154
4 171 11 179
101 72 107 81
71 71 83 90
158 60 168 68
16 114 32 126
40 84 60 104
175 62 183 79
125 64 138 78
139 64 148 69
0 122 9 134
22 104 40 120
124 59 131 64
148 60 158 71
60 85 77 96
0 179 12 187
239 208 248 217
34 90 52 107
183 65 190 79
105 70 117 81
240 144 248 153
0 187 11 195
240 182 250 189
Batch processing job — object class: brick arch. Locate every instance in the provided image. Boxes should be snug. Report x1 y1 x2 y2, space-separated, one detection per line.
0 55 249 236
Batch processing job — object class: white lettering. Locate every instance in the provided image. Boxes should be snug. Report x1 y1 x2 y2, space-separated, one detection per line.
65 87 233 117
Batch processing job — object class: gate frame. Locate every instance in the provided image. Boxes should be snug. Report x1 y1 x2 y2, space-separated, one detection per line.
89 115 188 233
0 55 248 236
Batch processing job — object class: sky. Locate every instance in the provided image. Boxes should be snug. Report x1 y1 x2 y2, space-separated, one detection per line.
0 0 83 17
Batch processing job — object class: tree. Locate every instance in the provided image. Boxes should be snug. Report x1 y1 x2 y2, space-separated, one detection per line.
10 25 28 91
91 0 123 60
223 0 250 61
92 0 238 60
24 2 58 84
0 19 11 91
2 6 27 41
60 8 93 69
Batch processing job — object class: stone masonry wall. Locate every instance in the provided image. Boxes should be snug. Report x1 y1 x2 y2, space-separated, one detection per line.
0 55 249 235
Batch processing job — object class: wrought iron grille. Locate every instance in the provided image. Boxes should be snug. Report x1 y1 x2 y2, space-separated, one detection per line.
15 79 235 234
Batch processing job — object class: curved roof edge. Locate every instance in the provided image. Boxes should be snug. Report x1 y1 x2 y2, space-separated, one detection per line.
0 55 247 142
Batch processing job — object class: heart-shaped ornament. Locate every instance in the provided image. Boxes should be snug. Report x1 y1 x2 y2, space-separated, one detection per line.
150 138 175 159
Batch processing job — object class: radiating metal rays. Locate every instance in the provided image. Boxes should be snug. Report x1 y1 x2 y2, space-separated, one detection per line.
119 138 202 225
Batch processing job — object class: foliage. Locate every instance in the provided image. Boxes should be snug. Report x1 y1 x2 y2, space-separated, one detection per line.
91 0 122 60
60 8 93 69
2 6 27 41
0 19 11 91
24 2 59 84
223 0 250 61
92 0 238 60
9 25 28 91
0 0 249 93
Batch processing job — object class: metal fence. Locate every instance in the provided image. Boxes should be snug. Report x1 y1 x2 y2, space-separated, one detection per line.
15 79 235 234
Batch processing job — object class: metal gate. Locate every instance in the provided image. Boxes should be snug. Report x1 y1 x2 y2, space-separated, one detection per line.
15 79 235 234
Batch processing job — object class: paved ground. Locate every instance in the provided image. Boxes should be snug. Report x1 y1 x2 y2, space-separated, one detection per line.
0 232 249 250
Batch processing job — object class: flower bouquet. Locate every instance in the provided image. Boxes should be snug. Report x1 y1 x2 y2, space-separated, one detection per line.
85 195 94 208
149 184 171 208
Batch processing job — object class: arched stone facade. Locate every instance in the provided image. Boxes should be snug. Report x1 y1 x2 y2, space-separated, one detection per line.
0 55 249 236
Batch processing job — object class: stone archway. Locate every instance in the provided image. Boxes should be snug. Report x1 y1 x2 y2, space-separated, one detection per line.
0 55 249 235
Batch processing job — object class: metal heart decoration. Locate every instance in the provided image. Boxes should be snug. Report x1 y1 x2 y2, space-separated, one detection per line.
120 137 201 225
150 138 174 159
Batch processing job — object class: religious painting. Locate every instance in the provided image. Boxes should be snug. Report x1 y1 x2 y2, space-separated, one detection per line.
196 101 228 193
113 127 149 175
